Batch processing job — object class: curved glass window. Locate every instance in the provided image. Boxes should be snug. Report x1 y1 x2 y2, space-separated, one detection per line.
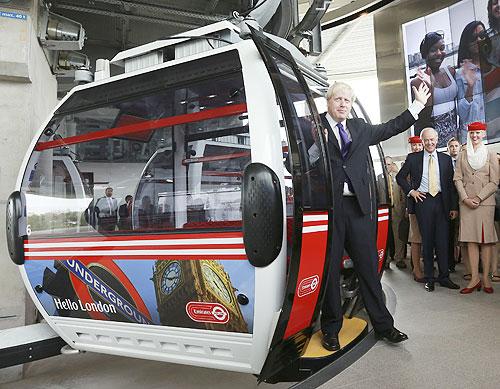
270 53 329 209
22 51 249 238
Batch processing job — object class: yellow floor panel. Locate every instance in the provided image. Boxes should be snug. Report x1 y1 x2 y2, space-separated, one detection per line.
302 317 368 358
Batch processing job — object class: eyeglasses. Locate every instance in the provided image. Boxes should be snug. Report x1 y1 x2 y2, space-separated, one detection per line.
472 30 487 41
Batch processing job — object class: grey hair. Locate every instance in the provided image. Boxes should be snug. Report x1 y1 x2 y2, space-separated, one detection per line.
420 127 438 139
326 81 356 102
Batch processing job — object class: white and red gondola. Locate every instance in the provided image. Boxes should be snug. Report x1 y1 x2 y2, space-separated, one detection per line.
6 21 391 383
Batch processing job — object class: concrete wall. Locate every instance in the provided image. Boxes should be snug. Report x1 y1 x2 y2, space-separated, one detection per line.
0 0 57 381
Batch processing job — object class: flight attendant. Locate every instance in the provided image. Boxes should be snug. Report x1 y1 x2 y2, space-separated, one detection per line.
454 122 499 294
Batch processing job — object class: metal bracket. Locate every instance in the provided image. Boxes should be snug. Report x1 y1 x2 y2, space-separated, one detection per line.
0 323 67 368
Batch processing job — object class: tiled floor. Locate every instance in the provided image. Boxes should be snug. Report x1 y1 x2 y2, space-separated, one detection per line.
320 260 500 389
3 260 500 389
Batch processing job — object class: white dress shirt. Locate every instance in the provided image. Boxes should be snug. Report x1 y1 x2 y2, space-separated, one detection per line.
325 113 354 195
417 150 441 193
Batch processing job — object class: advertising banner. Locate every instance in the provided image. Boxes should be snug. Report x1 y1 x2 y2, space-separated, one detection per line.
24 234 255 334
402 0 499 147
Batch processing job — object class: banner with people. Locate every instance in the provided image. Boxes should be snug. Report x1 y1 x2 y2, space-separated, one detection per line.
402 0 499 147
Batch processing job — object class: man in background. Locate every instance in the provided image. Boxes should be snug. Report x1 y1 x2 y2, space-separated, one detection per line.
396 128 459 292
119 195 133 231
95 187 118 232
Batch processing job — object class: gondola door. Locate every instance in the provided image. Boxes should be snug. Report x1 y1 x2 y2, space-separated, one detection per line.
248 28 333 381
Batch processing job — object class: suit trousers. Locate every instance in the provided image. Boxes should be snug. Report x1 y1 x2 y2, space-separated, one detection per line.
414 193 450 282
389 211 406 261
321 196 394 336
448 217 459 268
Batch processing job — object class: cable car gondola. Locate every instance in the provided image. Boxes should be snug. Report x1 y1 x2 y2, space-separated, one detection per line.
6 20 391 383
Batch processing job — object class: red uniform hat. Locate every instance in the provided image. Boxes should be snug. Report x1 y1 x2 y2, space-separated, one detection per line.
408 136 422 144
467 121 487 131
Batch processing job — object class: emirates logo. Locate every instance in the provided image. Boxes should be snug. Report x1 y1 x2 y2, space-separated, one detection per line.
297 275 320 297
186 302 230 324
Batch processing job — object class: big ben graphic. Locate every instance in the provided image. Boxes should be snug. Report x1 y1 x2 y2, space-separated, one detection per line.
152 260 248 332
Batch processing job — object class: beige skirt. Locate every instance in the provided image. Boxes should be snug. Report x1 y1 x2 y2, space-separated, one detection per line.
459 205 498 244
408 213 422 244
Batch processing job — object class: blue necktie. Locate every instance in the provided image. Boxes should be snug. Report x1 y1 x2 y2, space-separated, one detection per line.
337 122 354 193
337 122 351 160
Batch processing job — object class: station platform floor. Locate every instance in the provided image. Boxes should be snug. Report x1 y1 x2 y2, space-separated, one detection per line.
3 259 500 389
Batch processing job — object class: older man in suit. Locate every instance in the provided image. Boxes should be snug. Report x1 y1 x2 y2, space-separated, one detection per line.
396 128 460 292
320 81 430 351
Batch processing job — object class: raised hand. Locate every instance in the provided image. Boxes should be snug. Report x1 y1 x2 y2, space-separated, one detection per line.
416 67 431 86
412 82 431 105
460 59 478 87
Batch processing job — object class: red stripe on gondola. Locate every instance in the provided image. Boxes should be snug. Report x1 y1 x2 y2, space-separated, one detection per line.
202 171 243 177
26 231 243 244
376 207 390 274
25 255 247 260
182 151 250 165
34 104 247 151
25 244 245 252
302 221 328 227
284 212 329 339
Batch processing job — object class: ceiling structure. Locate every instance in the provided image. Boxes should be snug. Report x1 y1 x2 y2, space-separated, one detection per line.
42 0 393 94
45 0 391 57
48 0 245 53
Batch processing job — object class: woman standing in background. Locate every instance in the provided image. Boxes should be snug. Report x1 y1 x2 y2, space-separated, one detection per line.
454 122 499 294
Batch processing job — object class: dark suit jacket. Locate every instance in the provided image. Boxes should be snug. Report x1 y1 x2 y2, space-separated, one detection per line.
322 110 416 215
395 151 458 215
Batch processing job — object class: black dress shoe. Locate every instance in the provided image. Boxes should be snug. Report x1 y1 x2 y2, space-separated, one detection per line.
425 281 435 292
375 327 408 343
439 278 460 289
321 333 340 351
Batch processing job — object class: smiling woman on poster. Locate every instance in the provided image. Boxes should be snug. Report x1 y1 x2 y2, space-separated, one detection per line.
487 0 500 66
411 32 459 148
456 21 490 143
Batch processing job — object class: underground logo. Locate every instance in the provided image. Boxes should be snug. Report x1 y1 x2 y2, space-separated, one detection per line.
186 302 229 324
297 275 320 297
62 259 152 325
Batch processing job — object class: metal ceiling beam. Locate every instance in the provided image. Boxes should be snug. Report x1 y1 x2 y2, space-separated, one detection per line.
321 0 394 26
52 3 200 30
205 0 221 14
119 17 130 50
92 0 225 22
